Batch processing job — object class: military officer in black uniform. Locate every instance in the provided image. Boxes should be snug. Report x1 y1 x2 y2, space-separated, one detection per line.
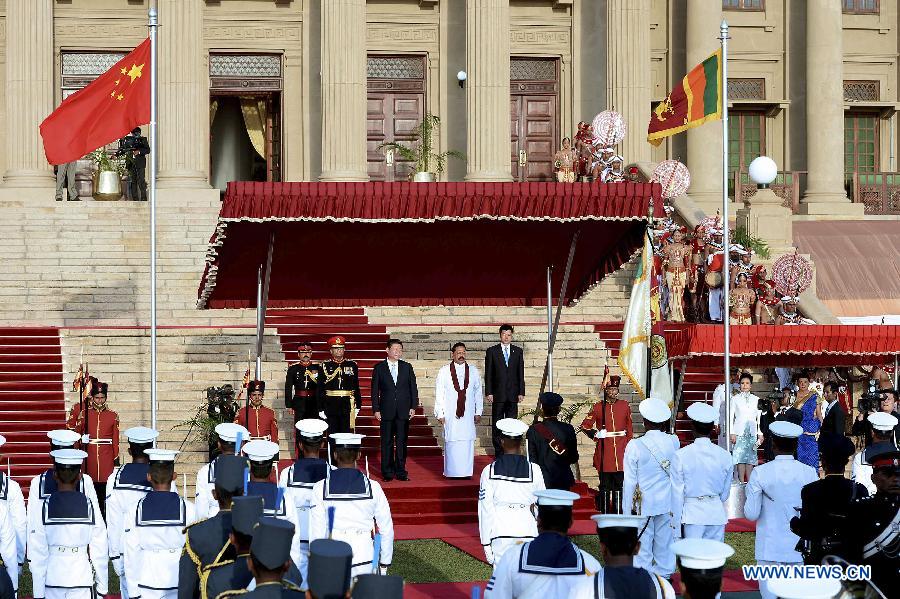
526 392 579 490
178 455 247 599
219 518 306 599
316 336 361 434
201 495 264 599
791 433 868 565
845 442 900 595
284 342 322 454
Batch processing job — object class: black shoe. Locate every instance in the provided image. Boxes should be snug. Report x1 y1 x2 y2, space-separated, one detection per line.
397 472 409 481
382 474 394 482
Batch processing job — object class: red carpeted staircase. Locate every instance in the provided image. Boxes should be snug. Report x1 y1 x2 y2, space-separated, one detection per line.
0 327 66 497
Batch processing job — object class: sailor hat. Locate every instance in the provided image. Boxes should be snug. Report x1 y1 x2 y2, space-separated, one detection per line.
242 439 280 462
330 432 364 448
496 418 529 438
686 402 717 424
534 489 580 507
769 420 803 439
47 429 80 447
639 398 670 424
0 434 5 448
591 514 649 530
295 418 329 439
868 411 898 432
766 577 841 599
50 448 88 465
308 538 353 598
144 448 178 462
215 422 250 444
124 426 159 444
672 538 734 570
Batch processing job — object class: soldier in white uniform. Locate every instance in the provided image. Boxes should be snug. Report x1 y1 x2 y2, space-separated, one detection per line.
0 434 26 575
195 422 249 521
622 398 680 578
242 439 301 526
478 418 546 565
572 514 676 599
0 486 18 596
279 419 329 584
123 448 196 599
486 489 599 598
308 432 393 577
744 420 818 599
106 426 158 599
671 538 734 599
27 448 108 599
672 402 733 541
851 412 897 494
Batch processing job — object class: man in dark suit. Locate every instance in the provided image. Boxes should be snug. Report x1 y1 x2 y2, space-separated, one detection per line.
371 338 419 482
484 324 525 455
118 127 150 201
820 381 847 436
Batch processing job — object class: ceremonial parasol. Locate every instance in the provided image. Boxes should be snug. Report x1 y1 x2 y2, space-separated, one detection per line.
652 160 691 199
591 111 627 147
772 251 813 297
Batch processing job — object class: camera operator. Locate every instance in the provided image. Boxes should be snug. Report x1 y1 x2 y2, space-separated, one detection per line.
116 127 149 201
853 388 900 447
205 385 240 460
851 412 898 495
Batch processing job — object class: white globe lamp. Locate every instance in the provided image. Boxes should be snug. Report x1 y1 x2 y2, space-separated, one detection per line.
747 156 777 188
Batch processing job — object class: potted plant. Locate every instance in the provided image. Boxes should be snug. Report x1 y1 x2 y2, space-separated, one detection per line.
377 113 465 182
89 148 126 200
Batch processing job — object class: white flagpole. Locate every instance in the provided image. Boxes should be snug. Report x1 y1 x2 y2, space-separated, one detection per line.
149 6 159 433
720 20 731 452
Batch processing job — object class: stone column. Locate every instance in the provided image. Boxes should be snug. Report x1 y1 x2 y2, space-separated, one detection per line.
3 0 54 187
800 0 861 215
685 0 722 211
319 0 368 182
157 0 208 187
606 0 651 164
464 0 512 182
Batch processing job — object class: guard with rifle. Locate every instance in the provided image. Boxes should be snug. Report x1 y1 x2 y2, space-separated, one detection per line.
526 392 578 490
66 379 119 518
234 380 279 443
580 374 632 513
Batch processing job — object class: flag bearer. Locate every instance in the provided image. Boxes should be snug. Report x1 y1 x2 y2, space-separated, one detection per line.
67 379 119 517
235 380 279 443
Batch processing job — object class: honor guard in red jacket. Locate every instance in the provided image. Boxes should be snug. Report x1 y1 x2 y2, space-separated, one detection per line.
316 336 361 434
580 375 633 513
235 380 279 443
66 379 119 518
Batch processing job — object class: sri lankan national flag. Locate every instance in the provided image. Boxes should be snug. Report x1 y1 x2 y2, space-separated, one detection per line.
647 50 721 146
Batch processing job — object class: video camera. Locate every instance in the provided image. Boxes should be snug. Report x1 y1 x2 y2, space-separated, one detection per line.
859 380 885 414
206 384 236 405
114 134 138 157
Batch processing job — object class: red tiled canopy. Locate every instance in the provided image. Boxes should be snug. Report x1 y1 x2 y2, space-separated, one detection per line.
197 181 663 309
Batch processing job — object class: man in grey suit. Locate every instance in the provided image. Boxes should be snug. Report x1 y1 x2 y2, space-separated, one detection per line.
371 338 419 481
484 324 525 455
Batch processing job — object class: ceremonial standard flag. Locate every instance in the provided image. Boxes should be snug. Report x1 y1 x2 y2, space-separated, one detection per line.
618 234 653 400
647 49 721 146
40 38 151 165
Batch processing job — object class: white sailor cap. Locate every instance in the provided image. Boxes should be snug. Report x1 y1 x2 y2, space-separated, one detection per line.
781 296 799 304
215 423 250 444
639 398 670 424
0 434 5 448
766 577 841 599
242 439 280 462
591 514 648 530
868 411 898 432
144 448 179 462
47 429 80 447
672 538 735 570
124 426 159 444
534 489 580 507
330 433 364 448
295 419 329 440
686 402 717 424
769 420 803 439
496 418 528 438
50 448 88 465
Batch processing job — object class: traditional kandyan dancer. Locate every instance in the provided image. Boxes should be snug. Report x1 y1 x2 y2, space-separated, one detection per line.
434 342 484 478
661 226 690 322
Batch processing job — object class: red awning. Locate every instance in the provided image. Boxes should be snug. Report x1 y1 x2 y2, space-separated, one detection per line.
197 181 663 309
666 324 900 367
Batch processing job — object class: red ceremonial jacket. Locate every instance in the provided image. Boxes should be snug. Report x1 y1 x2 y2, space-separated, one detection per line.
234 405 279 443
581 399 633 473
66 403 119 481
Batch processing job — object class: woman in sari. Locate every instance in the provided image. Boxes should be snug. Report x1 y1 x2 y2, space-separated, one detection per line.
793 371 821 469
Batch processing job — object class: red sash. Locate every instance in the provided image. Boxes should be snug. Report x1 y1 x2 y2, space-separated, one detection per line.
449 362 470 419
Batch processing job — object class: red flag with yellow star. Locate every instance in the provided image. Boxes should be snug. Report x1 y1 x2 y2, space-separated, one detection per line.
40 38 150 165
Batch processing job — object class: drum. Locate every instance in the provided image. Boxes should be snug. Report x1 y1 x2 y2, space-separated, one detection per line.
705 271 723 288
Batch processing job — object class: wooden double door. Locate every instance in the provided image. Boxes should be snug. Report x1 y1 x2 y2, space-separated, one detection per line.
510 58 559 182
367 55 426 181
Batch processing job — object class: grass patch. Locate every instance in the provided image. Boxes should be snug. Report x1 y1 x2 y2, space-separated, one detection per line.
389 539 493 583
573 532 757 570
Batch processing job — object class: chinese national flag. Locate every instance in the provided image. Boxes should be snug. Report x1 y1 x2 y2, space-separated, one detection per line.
40 38 151 165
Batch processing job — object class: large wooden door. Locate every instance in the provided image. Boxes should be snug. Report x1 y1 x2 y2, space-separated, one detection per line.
367 56 426 181
510 58 559 182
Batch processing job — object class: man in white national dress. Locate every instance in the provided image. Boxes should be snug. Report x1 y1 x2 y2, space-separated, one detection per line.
434 342 484 478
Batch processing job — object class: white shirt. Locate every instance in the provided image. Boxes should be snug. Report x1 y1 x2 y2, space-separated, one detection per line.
622 430 680 516
744 454 818 563
27 469 100 539
387 358 399 384
434 362 484 442
104 465 152 575
850 450 876 495
194 460 218 521
501 344 511 363
478 459 546 562
0 472 26 566
486 536 601 599
730 392 762 437
672 437 732 526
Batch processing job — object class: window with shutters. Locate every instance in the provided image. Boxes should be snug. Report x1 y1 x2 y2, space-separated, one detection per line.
843 0 879 14
723 0 764 10
844 112 879 176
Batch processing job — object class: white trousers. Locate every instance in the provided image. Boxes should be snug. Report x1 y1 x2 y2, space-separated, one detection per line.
708 288 723 321
46 590 93 599
775 368 792 391
682 524 726 542
490 535 535 566
444 440 475 477
757 560 801 599
635 513 675 577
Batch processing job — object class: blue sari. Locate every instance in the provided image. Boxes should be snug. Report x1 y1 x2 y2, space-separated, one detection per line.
797 392 820 469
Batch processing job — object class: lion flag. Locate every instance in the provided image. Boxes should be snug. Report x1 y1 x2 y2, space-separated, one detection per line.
648 49 722 147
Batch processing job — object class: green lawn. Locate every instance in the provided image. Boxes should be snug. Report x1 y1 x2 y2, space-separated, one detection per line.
573 532 756 570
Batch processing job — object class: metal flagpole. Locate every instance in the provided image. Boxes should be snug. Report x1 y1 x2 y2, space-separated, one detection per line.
720 20 731 453
149 6 159 432
546 266 554 392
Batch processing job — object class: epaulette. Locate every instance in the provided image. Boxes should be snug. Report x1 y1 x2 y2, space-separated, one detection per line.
283 580 303 592
217 590 248 599
183 531 202 567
